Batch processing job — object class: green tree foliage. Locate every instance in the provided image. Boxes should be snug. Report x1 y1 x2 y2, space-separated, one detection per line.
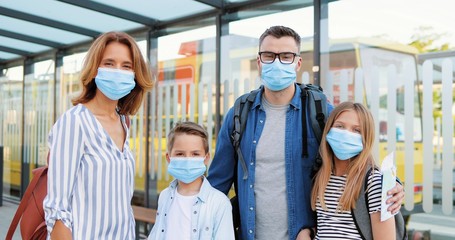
409 27 455 135
433 90 442 121
408 26 451 53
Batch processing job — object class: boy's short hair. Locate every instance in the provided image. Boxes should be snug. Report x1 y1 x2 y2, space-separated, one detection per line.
167 121 209 153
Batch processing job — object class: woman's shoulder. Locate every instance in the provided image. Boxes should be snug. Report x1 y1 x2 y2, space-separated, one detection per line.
48 104 88 144
56 104 87 122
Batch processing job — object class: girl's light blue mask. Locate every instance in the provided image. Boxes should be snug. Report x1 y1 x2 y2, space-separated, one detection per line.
326 127 363 160
261 61 296 91
167 157 207 184
95 67 136 100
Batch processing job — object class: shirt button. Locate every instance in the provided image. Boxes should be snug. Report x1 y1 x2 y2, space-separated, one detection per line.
161 229 164 232
193 211 197 214
249 229 253 234
249 207 253 211
250 162 254 165
259 120 263 123
205 227 209 231
249 184 253 188
253 140 257 144
193 229 197 233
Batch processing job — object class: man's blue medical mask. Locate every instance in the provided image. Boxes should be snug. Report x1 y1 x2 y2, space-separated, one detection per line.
167 157 206 184
95 67 136 100
326 127 363 160
261 61 296 91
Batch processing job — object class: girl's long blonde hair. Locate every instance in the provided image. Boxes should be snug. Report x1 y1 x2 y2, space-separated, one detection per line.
311 102 377 212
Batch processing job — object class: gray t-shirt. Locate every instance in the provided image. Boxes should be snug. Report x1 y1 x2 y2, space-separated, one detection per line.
254 97 289 240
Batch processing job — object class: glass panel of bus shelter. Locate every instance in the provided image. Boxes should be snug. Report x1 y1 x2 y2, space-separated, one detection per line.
326 0 455 234
0 66 23 199
417 54 455 158
147 25 216 207
226 6 314 115
130 39 152 206
22 60 55 195
58 52 86 117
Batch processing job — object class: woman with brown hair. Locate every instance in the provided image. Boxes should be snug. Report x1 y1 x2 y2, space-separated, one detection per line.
44 31 154 239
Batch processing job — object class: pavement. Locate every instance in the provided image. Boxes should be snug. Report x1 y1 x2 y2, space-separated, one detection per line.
0 200 21 240
407 204 455 240
1 199 454 240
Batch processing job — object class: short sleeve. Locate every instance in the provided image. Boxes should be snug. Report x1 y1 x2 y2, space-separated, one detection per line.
366 169 382 214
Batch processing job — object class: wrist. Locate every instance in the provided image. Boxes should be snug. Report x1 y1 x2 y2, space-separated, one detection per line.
300 227 315 239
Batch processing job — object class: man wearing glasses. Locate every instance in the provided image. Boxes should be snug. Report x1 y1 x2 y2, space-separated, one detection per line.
208 26 404 240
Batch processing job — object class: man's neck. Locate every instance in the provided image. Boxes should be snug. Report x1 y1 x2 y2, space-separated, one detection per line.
263 83 295 105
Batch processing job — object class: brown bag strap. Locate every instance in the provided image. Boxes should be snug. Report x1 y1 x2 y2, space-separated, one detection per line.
30 221 48 239
125 115 131 128
6 155 48 240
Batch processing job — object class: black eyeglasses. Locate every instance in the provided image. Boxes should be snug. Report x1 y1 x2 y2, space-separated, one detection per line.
258 51 298 64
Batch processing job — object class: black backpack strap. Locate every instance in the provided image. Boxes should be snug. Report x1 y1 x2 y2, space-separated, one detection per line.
306 84 326 143
231 87 261 180
230 87 261 239
313 94 325 143
298 83 327 175
299 85 309 157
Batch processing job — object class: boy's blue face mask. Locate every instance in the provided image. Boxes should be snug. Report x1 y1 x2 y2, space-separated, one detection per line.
326 128 363 160
261 61 296 91
95 67 136 100
167 157 206 184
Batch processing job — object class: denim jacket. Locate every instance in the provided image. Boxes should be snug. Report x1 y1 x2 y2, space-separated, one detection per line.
149 176 235 240
208 84 327 240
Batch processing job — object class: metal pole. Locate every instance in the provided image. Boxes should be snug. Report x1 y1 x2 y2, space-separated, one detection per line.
313 0 321 86
0 145 3 206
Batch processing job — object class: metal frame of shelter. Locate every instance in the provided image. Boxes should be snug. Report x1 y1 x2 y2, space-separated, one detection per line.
0 0 332 205
0 0 332 133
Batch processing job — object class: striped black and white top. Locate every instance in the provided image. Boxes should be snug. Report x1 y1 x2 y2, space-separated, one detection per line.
315 170 382 239
43 104 135 239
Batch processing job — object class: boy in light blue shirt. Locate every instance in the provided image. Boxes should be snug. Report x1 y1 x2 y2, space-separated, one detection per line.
148 121 234 240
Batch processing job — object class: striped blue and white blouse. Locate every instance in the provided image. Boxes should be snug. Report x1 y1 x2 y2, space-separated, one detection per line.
43 104 135 239
315 170 382 239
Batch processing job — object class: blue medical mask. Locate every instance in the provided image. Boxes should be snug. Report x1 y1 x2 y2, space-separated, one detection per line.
95 67 136 100
167 157 207 184
326 128 363 160
261 61 296 91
